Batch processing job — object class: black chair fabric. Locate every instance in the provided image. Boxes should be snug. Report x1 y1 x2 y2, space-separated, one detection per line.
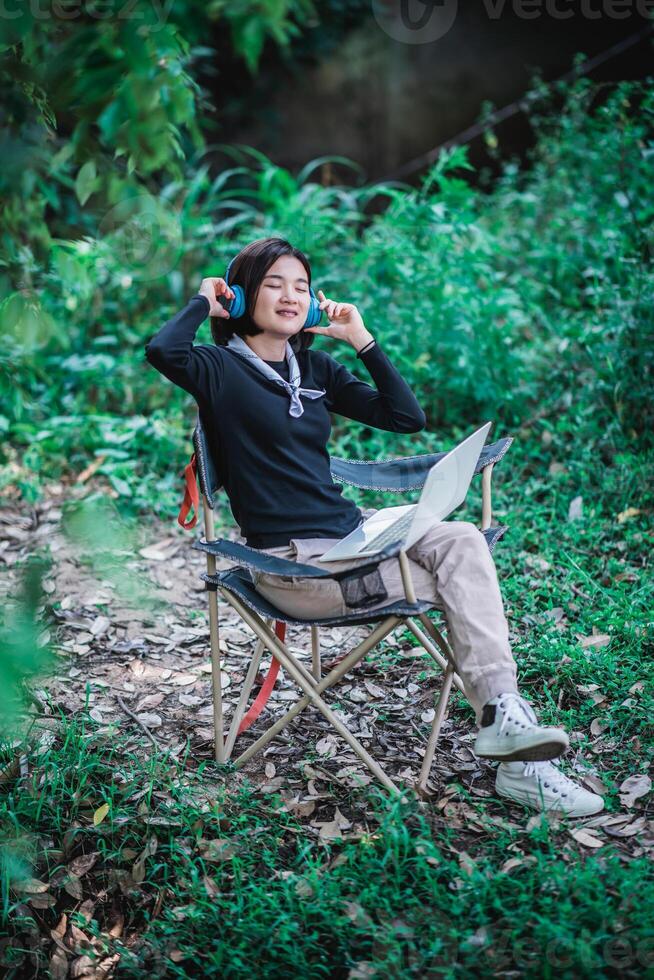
192 412 513 507
203 565 438 627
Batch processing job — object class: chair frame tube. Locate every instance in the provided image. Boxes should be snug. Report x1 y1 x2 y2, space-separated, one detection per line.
199 460 498 791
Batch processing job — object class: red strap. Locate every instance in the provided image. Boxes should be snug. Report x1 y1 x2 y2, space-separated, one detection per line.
237 621 286 734
180 453 284 733
178 453 199 530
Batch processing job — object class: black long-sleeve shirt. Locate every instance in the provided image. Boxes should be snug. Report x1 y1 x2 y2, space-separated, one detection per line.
144 293 426 547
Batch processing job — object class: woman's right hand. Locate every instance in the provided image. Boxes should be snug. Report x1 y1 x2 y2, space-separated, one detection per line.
198 277 235 318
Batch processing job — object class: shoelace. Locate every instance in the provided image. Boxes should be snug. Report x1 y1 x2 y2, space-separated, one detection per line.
522 761 573 798
496 692 539 737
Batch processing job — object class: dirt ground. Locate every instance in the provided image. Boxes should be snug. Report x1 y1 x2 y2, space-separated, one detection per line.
2 483 650 852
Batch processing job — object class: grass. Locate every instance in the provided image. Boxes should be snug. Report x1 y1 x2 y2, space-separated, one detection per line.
1 70 653 978
1 710 653 978
1 448 653 978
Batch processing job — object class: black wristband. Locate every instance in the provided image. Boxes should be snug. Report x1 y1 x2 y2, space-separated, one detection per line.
356 337 377 358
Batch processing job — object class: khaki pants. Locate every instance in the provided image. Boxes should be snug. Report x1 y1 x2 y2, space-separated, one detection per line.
250 509 519 725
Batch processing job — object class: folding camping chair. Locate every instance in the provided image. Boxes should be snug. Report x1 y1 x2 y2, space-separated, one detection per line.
179 416 513 795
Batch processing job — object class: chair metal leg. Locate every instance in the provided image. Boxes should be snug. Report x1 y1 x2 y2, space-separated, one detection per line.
221 590 403 793
310 626 321 681
397 549 462 790
223 618 273 761
233 612 400 768
404 617 466 697
417 658 456 793
202 495 225 763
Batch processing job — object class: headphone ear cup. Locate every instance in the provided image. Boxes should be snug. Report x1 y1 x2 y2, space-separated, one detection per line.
303 288 323 329
225 284 246 319
223 257 245 318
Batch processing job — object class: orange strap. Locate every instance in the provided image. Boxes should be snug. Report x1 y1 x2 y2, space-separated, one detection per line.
178 453 284 731
178 453 199 530
237 621 286 734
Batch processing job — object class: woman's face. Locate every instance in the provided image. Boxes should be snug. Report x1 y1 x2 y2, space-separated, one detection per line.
252 255 311 337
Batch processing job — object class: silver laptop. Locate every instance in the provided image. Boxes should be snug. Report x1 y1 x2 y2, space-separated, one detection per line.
316 421 493 562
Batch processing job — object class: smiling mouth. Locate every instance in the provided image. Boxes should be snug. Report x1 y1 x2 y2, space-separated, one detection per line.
276 310 298 318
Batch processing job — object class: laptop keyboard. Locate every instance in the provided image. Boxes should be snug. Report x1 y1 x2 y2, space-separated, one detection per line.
363 511 414 553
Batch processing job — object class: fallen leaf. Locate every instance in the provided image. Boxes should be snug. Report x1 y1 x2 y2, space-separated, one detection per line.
260 776 285 794
603 817 648 838
500 855 537 874
134 692 165 712
129 660 172 681
619 773 651 808
283 799 316 818
203 875 220 898
12 877 50 894
568 496 583 521
93 804 110 826
135 713 162 728
578 634 611 650
49 948 69 980
90 615 111 637
68 852 99 877
581 774 608 796
169 672 199 687
311 807 352 841
569 827 604 848
294 877 314 898
64 875 83 900
29 892 57 909
315 735 338 758
197 838 237 862
139 538 182 561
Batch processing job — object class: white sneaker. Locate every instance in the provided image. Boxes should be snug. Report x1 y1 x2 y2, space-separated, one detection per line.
496 760 605 817
474 692 569 762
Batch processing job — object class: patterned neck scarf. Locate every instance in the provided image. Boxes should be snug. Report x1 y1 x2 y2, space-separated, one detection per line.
225 334 326 418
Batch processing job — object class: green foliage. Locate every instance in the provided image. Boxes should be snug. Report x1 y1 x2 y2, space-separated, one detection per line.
0 0 318 289
1 717 653 976
0 554 55 740
1 74 652 524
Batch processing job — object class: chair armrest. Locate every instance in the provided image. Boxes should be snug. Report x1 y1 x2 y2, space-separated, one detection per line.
192 537 403 581
330 436 513 492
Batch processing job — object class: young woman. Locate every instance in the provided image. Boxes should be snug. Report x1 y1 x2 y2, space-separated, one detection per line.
145 236 602 817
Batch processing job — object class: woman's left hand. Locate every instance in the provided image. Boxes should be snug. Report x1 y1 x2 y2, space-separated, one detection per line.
304 290 373 350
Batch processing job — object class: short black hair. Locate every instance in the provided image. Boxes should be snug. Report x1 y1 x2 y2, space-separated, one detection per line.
211 237 316 354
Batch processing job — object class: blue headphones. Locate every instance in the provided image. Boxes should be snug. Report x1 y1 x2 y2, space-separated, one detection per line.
220 256 323 330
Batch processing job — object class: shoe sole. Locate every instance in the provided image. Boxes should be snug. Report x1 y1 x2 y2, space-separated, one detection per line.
475 734 569 763
495 783 605 818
